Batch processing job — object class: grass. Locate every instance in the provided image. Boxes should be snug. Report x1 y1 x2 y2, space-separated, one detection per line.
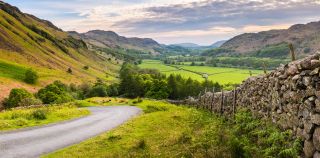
43 98 301 158
0 103 90 131
139 60 263 84
0 59 28 81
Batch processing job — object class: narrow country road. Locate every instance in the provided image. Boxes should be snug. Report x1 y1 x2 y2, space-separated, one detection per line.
0 106 141 158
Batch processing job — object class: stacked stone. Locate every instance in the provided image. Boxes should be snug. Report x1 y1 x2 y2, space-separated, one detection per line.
184 52 320 157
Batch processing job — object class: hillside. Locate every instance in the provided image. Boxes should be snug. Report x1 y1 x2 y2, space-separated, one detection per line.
0 2 120 101
69 30 162 55
220 21 320 57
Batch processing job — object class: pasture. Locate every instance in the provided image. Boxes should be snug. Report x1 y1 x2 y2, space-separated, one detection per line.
139 60 263 84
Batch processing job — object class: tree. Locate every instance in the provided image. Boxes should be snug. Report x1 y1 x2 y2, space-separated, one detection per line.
191 62 196 66
3 88 34 109
167 74 178 99
24 69 38 84
37 81 73 104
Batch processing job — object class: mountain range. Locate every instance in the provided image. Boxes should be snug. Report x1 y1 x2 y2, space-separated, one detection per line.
220 21 320 57
69 30 162 54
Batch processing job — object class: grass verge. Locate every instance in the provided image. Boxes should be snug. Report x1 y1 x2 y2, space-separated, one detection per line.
0 103 90 131
43 98 302 158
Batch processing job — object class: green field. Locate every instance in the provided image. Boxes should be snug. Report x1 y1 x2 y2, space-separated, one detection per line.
139 60 263 84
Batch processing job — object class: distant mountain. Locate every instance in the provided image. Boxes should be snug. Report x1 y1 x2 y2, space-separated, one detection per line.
171 43 202 48
220 21 320 57
210 40 227 48
69 30 162 54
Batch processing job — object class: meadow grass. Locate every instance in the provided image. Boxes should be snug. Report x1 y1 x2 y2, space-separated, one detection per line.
43 98 301 158
0 59 28 81
0 103 90 131
139 60 264 84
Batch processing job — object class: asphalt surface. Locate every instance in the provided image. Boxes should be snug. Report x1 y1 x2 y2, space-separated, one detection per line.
0 106 141 158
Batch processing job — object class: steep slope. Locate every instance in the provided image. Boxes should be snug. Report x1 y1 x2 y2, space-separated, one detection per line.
220 21 320 57
69 30 162 55
0 2 120 101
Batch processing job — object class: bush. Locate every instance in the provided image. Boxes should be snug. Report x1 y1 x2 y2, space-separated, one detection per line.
32 109 47 120
3 88 34 109
83 66 89 70
37 81 74 104
24 69 38 84
87 85 108 98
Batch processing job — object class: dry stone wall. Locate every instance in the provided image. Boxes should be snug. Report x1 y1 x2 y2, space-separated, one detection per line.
184 52 320 157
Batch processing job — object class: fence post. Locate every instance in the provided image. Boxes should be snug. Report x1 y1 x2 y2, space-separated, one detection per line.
211 88 215 113
197 92 201 109
220 89 224 115
289 43 296 61
233 88 237 119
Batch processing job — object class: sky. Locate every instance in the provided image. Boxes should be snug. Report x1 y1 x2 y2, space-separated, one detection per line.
4 0 320 45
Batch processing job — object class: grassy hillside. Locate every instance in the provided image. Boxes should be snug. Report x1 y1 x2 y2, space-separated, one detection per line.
0 2 120 102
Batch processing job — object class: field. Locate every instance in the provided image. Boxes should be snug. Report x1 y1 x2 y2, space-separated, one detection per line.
139 60 263 84
43 98 301 158
0 103 90 131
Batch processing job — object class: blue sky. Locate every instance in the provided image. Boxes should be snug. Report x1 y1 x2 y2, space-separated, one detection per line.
4 0 320 45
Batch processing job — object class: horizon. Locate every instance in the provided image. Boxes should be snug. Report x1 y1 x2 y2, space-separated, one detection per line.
4 0 320 45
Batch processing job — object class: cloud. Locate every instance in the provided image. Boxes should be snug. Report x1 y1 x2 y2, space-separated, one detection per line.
5 0 320 45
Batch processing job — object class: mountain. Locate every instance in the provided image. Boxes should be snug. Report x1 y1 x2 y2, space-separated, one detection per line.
220 21 320 57
210 40 227 48
69 30 162 54
171 43 202 48
0 2 118 101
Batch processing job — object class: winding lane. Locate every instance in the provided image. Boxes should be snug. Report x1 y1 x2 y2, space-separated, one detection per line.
0 106 141 158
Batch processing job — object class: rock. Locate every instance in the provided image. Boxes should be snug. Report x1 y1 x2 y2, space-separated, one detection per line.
304 140 316 158
311 114 320 125
314 151 320 158
311 60 320 69
304 76 312 86
287 65 298 75
313 127 320 150
316 99 320 113
301 59 312 70
304 121 315 134
292 74 300 81
311 68 320 75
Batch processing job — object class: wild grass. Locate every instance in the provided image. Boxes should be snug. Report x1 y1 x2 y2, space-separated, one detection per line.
0 103 90 131
43 99 301 158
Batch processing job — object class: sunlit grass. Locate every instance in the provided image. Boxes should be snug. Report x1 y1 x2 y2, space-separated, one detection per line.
0 103 90 131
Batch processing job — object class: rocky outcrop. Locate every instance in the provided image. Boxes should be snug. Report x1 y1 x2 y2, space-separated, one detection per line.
185 52 320 157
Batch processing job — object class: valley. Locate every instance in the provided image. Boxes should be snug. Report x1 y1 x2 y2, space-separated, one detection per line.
0 1 319 158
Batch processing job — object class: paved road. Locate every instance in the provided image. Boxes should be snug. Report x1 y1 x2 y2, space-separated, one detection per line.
0 106 141 158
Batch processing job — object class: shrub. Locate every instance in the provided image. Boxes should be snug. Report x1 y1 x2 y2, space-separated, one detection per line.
32 109 47 120
87 85 108 98
37 81 74 104
24 69 39 84
83 66 89 70
67 68 72 74
3 88 34 109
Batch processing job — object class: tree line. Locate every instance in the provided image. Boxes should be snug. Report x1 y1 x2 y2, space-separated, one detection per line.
118 62 222 99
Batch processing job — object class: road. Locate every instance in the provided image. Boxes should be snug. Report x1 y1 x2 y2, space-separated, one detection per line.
0 106 141 158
